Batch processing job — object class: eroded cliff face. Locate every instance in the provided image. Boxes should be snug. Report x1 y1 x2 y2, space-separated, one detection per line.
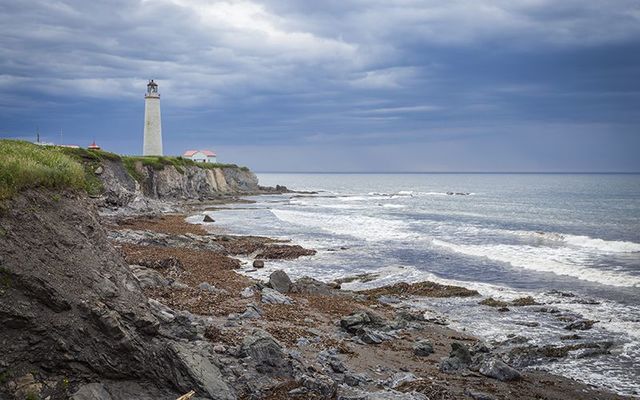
0 191 235 399
97 159 261 208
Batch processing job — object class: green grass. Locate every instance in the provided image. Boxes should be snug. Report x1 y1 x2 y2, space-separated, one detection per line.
0 140 86 200
0 139 250 198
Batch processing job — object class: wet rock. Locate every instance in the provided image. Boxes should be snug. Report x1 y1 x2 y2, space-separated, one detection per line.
253 259 265 268
70 383 112 400
261 287 293 305
269 269 293 293
478 358 521 381
256 244 316 260
203 214 215 222
564 319 597 331
560 334 582 340
571 347 610 359
413 340 434 357
504 341 614 368
240 329 291 376
291 276 333 296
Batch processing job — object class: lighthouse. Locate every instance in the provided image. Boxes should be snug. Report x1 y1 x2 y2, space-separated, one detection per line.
143 79 163 156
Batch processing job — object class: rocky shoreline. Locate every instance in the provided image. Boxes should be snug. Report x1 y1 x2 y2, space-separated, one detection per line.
0 191 632 400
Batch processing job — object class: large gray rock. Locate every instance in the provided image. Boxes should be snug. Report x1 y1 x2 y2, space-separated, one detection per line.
169 342 235 399
240 329 291 376
439 342 472 373
70 383 112 400
289 374 337 399
413 340 434 357
478 358 521 381
291 276 333 296
269 270 292 293
261 287 293 305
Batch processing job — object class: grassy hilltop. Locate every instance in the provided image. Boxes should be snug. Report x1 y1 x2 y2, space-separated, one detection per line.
0 139 248 200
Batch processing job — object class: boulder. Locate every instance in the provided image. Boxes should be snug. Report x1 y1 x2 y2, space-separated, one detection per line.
357 328 392 345
168 342 235 400
340 312 372 334
439 342 472 373
289 374 337 399
253 259 265 268
291 276 333 296
413 340 434 357
240 329 291 376
564 319 597 331
269 269 292 293
261 287 293 305
203 214 215 222
478 358 521 381
450 342 472 364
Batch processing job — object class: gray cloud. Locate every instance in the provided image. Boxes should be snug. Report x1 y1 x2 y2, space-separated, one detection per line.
1 0 639 171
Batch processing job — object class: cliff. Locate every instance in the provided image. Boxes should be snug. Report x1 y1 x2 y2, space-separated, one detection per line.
98 157 261 208
0 190 235 399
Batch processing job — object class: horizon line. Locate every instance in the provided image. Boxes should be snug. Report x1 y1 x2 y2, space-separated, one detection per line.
254 171 640 175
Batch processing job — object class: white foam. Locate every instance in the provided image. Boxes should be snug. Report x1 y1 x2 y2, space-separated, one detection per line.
562 234 640 253
381 203 406 209
270 209 415 242
431 239 640 288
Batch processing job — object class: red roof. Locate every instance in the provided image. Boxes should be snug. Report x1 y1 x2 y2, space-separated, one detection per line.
88 140 100 149
183 149 216 157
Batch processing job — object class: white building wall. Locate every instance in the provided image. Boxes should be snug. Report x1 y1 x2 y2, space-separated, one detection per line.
143 93 163 156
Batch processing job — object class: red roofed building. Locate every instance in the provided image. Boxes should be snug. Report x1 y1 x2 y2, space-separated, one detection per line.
182 149 217 163
88 140 101 150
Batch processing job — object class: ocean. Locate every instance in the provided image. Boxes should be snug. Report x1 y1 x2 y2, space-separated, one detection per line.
190 173 640 396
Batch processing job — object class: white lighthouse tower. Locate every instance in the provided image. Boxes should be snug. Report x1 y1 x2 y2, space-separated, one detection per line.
143 79 163 156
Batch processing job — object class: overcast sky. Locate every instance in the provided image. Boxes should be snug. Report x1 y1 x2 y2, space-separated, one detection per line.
1 0 639 172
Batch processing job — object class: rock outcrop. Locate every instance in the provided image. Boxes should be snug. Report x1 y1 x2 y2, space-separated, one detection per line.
0 190 233 399
96 158 265 209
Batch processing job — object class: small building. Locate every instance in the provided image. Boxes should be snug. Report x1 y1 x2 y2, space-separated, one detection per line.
183 150 217 163
88 140 101 150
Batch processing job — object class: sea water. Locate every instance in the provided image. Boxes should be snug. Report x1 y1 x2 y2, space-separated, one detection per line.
192 173 640 396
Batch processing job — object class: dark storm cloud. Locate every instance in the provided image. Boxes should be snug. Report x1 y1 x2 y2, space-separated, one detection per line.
0 0 639 171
